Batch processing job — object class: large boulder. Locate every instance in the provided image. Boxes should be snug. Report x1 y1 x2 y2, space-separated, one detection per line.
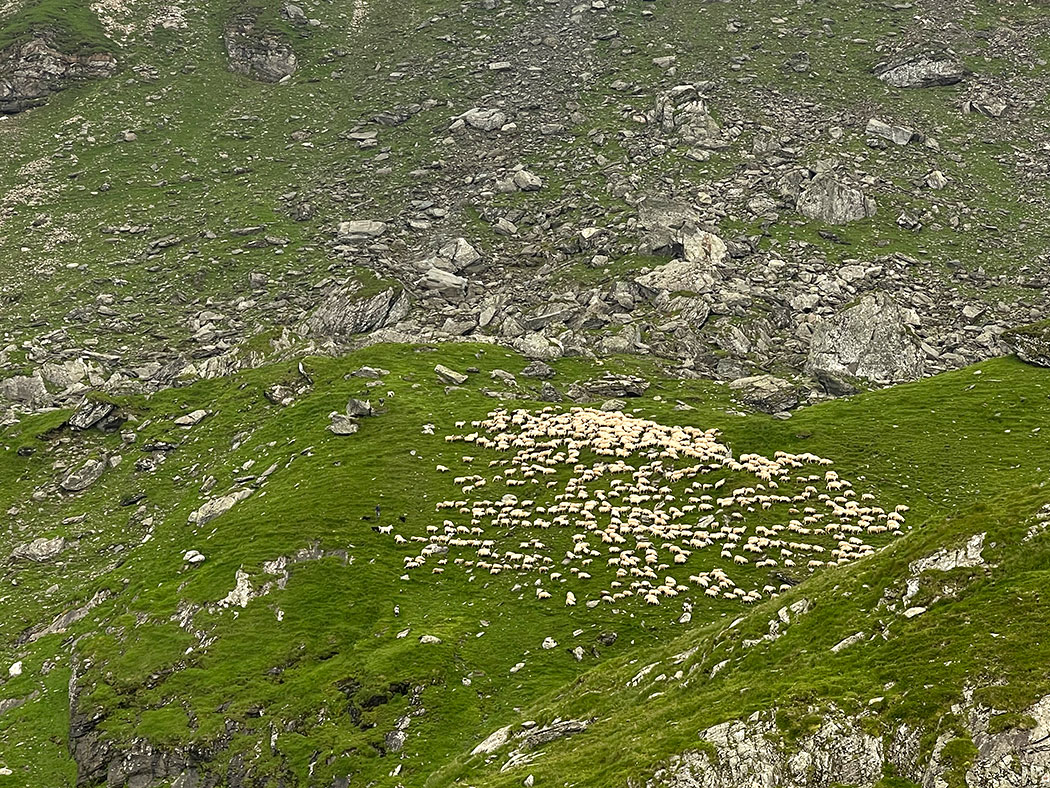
11 537 66 562
1003 320 1050 367
419 268 468 299
60 459 106 492
0 374 50 406
797 173 877 224
729 375 800 414
0 36 116 115
806 293 925 390
874 51 967 88
652 84 726 148
636 259 717 294
301 287 410 338
223 17 297 82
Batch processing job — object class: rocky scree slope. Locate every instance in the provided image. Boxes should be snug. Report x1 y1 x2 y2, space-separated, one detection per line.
2 0 1050 424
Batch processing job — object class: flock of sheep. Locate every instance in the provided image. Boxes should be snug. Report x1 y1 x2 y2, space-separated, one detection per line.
388 407 907 610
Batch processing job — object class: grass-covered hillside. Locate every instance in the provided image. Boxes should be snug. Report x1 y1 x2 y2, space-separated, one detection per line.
3 0 1050 784
1 344 1048 786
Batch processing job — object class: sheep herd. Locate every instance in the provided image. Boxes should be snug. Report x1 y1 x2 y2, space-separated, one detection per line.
388 407 907 611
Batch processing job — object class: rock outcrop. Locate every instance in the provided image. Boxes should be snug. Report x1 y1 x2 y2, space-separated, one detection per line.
796 173 877 224
0 36 116 114
301 287 411 339
1003 320 1050 367
648 694 1050 788
874 51 968 88
806 293 925 390
223 18 297 82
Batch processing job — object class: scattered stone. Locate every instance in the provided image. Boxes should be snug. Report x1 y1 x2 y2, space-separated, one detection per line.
60 459 105 492
435 365 468 385
174 409 208 427
729 375 800 414
329 413 360 435
419 634 442 644
11 537 66 562
875 51 967 88
346 398 373 417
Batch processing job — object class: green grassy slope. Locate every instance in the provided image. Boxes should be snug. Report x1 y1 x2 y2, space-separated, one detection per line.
0 344 1047 785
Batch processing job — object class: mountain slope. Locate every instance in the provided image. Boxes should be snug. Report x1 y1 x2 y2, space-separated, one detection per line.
1 347 1048 785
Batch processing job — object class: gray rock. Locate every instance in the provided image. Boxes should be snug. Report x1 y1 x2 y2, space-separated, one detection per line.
636 259 717 293
60 459 105 492
68 400 118 431
925 170 949 190
0 36 117 114
345 398 373 417
174 409 208 427
460 107 507 131
187 489 252 525
0 374 50 406
512 170 543 191
431 238 484 273
569 375 650 399
875 51 967 88
865 118 921 145
302 287 410 338
806 293 925 388
1003 321 1050 367
329 413 359 435
797 174 877 224
521 361 555 379
11 537 66 562
728 375 800 414
435 365 468 385
224 17 297 82
337 220 387 241
420 267 468 299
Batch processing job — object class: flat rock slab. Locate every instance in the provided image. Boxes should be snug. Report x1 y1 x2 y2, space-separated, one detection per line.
60 459 105 492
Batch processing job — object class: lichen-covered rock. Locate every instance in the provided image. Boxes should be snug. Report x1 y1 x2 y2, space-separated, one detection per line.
797 173 877 224
806 293 925 389
60 459 106 492
0 36 116 114
649 695 1050 788
729 375 800 413
223 18 297 82
652 84 726 148
874 51 967 88
1003 319 1050 367
11 536 66 562
301 287 410 338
